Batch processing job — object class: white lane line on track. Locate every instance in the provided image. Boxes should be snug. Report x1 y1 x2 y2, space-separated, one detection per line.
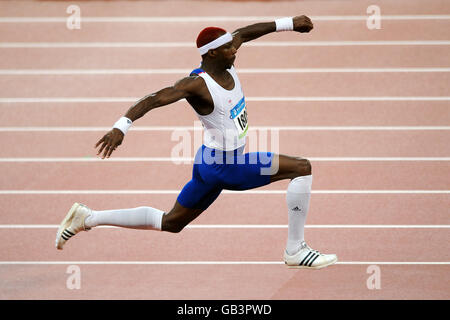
1 41 450 48
0 224 448 229
0 190 448 195
1 15 450 23
0 261 448 265
0 126 449 131
0 157 449 162
1 97 449 103
2 68 450 75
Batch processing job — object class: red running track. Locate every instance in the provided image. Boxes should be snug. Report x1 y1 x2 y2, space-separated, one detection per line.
0 0 449 300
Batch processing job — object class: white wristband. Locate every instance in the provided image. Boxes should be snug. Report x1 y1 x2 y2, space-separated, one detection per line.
275 17 294 32
113 116 132 135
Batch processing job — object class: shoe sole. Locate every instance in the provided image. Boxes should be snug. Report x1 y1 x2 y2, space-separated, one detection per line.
285 256 338 270
55 202 80 250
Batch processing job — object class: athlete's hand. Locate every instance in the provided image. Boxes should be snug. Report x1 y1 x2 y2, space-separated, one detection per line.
95 128 124 159
293 15 314 33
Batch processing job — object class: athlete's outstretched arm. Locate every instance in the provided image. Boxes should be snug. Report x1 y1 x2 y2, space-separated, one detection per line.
232 15 313 50
95 76 201 159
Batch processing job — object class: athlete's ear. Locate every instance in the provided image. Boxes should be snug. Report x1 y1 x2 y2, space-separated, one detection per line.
208 49 218 58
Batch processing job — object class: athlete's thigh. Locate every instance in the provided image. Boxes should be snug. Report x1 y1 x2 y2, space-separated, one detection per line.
222 151 273 190
177 177 223 211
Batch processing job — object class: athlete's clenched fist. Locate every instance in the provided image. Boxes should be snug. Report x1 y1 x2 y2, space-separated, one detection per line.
293 15 314 33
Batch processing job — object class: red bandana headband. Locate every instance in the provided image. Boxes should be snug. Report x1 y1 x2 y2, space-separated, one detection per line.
198 32 233 55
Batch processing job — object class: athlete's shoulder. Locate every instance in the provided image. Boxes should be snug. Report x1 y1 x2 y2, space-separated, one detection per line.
173 74 206 96
190 68 206 76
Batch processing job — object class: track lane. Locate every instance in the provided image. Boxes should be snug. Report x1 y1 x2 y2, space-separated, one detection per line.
1 264 448 299
1 130 449 157
0 0 448 17
0 161 449 190
2 46 450 69
1 101 449 127
1 73 449 97
2 20 450 42
1 193 449 226
1 228 449 262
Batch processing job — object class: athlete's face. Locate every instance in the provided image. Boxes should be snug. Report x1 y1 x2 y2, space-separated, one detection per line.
215 41 237 68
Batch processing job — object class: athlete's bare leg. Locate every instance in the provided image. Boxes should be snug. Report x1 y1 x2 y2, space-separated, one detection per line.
270 154 312 182
161 201 204 233
161 154 311 233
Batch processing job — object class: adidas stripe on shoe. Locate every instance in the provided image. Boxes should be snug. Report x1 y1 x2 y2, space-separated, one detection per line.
284 241 337 269
55 202 91 250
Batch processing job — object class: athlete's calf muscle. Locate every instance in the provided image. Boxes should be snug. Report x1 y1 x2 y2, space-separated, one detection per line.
161 201 204 233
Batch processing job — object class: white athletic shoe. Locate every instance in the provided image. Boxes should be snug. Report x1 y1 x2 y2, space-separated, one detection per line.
284 241 337 269
55 202 91 250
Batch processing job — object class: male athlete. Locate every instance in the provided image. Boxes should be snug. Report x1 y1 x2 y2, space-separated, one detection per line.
55 15 337 269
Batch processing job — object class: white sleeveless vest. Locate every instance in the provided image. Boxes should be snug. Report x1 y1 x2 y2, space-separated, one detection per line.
193 66 248 151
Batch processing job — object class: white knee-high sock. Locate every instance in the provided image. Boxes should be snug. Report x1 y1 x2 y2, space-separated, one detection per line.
84 206 165 230
286 175 312 255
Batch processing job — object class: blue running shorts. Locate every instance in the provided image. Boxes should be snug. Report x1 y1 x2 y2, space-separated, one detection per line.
177 145 274 210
